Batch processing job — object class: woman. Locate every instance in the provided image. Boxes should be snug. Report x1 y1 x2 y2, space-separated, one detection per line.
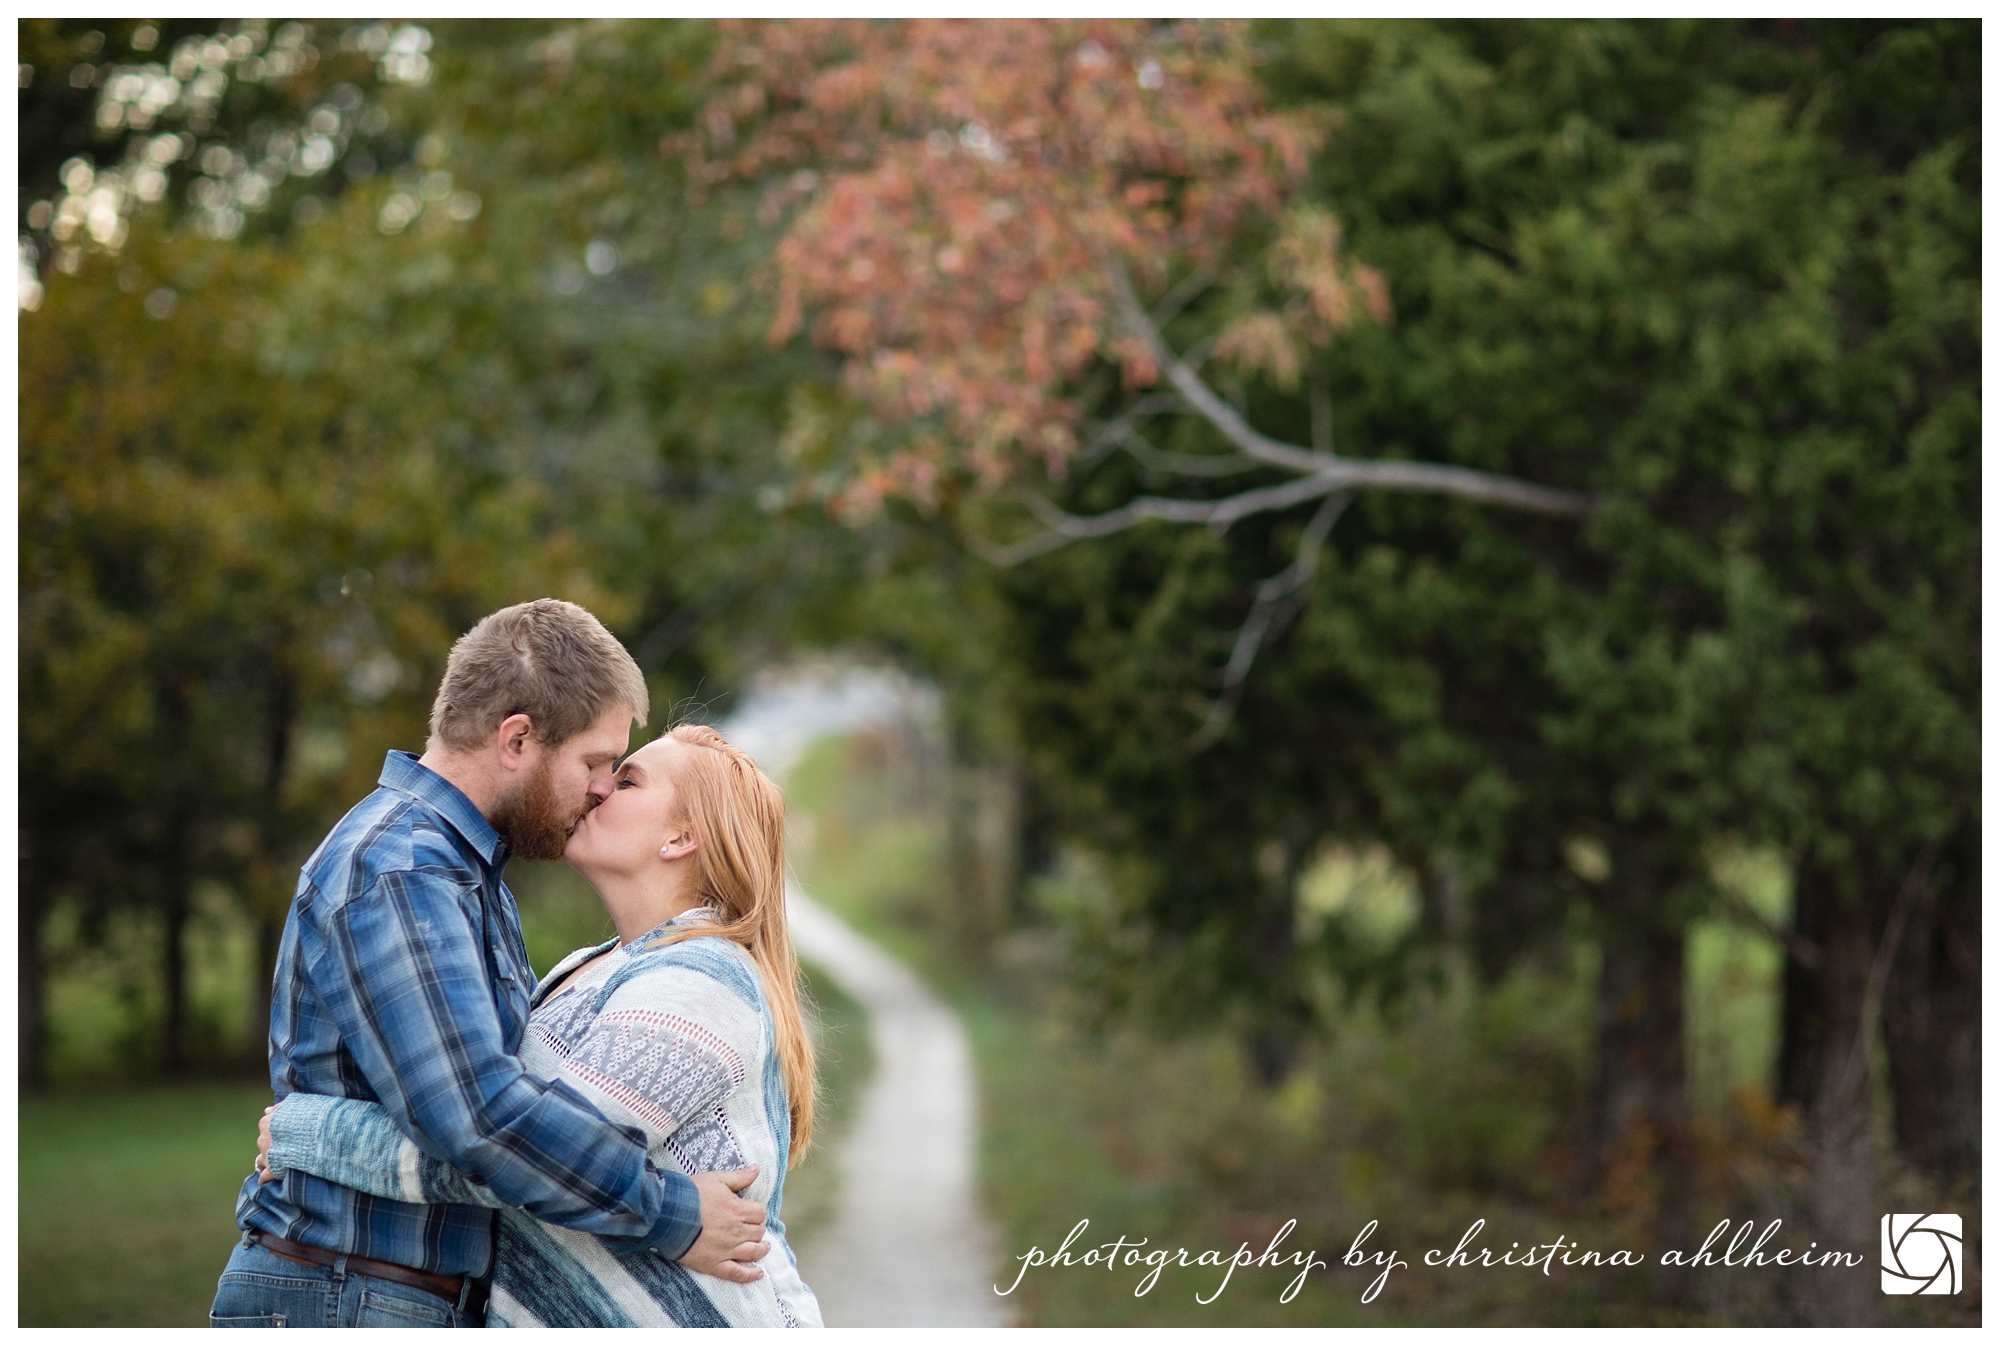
259 723 823 1328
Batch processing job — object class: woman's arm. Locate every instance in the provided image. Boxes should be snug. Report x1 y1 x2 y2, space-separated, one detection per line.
264 1092 508 1207
268 948 765 1205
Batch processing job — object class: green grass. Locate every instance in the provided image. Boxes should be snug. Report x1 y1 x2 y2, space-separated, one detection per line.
20 1083 274 1327
778 724 1948 1325
1684 845 1789 1118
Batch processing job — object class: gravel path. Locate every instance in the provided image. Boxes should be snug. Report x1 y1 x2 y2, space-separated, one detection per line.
786 888 1011 1326
721 669 1011 1327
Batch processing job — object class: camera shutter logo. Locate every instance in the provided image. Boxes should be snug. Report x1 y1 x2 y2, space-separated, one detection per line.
1881 1214 1961 1294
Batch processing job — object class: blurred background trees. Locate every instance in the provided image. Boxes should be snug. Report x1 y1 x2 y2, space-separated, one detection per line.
19 17 1976 1327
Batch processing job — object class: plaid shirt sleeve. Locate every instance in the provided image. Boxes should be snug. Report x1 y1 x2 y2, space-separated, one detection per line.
298 866 703 1258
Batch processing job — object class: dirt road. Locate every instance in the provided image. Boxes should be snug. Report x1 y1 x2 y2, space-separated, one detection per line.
721 669 1011 1326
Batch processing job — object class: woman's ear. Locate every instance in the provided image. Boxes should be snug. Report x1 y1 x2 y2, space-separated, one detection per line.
658 831 699 862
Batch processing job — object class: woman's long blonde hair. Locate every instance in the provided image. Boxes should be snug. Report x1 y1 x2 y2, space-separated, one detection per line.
643 723 815 1163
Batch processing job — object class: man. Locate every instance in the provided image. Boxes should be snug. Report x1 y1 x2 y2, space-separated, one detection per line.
211 599 768 1328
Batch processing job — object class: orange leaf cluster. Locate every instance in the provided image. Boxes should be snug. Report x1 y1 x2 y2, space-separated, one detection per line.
677 20 1325 513
1213 206 1392 393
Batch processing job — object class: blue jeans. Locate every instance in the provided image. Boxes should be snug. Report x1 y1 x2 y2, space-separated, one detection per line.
209 1233 485 1328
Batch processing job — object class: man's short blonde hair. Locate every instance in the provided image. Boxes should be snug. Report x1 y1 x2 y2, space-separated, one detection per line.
429 599 648 751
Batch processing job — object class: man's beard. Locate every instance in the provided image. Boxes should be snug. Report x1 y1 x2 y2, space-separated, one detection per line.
492 757 579 861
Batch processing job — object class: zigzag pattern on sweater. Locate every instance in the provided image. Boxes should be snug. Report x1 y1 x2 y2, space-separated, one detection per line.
532 992 746 1137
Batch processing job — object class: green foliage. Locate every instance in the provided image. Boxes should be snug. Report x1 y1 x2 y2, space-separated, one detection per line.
786 729 953 962
796 722 1929 1325
19 206 619 1073
20 15 421 288
396 19 867 696
510 861 620 978
21 18 864 1080
927 19 1977 1073
20 1084 275 1326
40 882 259 1081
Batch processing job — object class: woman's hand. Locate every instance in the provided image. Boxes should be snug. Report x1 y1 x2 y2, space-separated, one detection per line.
255 1104 278 1184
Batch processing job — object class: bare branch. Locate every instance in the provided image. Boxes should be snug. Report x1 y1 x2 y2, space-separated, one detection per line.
1149 262 1218 329
1223 490 1350 689
1835 841 1938 1113
970 261 1610 733
1021 472 1346 533
961 527 1068 567
1302 456 1601 514
969 470 1352 567
1079 393 1180 459
1108 261 1330 475
1115 424 1260 478
1107 261 1599 516
1718 890 1823 969
1190 489 1352 750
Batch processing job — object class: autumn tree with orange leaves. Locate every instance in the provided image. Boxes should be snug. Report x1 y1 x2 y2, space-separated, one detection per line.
677 19 1592 732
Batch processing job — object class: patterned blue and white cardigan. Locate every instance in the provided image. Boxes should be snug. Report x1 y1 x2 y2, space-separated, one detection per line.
265 907 823 1328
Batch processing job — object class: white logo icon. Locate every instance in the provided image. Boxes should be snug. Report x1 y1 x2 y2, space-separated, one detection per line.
1881 1214 1962 1294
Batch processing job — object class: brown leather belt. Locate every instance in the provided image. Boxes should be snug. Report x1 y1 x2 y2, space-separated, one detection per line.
247 1228 481 1311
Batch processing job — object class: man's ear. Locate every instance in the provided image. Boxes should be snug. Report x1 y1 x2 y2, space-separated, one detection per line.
658 831 699 863
495 713 536 771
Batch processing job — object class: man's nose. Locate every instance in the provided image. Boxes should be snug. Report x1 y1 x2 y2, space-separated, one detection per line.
588 772 615 801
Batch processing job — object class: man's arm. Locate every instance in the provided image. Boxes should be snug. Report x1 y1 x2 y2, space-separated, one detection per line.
301 868 699 1255
258 1095 770 1280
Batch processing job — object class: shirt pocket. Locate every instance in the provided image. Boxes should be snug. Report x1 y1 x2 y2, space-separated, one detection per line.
488 947 531 1047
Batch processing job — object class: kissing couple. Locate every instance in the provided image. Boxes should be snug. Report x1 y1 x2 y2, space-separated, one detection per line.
211 599 823 1327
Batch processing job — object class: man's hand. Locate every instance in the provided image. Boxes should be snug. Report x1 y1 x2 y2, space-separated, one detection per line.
256 1104 278 1185
676 1167 768 1283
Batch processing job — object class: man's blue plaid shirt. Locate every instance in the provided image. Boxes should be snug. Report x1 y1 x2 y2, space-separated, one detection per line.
236 750 703 1276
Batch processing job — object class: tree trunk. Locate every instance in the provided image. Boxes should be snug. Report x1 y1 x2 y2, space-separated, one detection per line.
1788 859 1888 1328
249 657 296 1064
948 754 1021 960
156 670 195 1076
1578 832 1710 1309
1591 926 1689 1176
253 902 285 1065
19 830 46 1089
1882 821 1980 1197
1246 834 1306 1086
1589 913 1696 1305
1775 858 1831 1116
161 876 191 1074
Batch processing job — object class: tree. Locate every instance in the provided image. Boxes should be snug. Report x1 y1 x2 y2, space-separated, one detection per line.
19 17 855 1080
19 189 623 1082
683 20 1591 741
730 21 1977 1323
19 15 434 311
